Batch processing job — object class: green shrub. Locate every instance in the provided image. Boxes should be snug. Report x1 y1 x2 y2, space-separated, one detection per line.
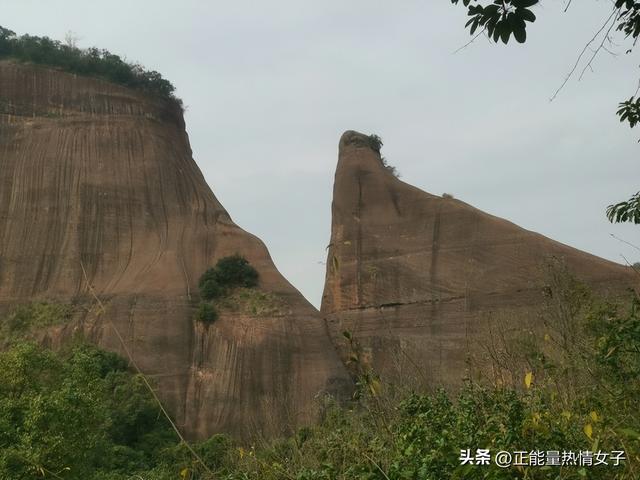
0 302 72 342
213 254 259 289
217 288 283 316
195 255 259 325
367 134 383 153
198 255 259 301
381 156 400 178
2 288 639 478
195 303 218 324
362 134 400 178
198 271 223 300
0 341 176 479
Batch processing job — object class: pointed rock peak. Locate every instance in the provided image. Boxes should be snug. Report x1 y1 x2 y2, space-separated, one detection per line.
323 130 636 388
337 130 389 175
339 130 382 153
336 130 415 190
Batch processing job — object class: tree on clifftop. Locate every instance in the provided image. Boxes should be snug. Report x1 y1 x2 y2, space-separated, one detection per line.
450 0 640 225
0 25 181 107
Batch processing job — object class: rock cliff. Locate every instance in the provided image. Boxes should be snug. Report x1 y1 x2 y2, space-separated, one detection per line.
0 60 351 440
321 130 637 387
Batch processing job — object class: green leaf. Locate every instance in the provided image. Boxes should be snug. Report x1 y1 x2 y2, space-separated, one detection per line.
518 8 537 23
512 0 539 7
500 24 511 44
513 25 527 43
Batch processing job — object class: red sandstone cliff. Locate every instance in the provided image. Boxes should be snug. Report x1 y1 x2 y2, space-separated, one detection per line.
321 130 637 387
0 60 351 439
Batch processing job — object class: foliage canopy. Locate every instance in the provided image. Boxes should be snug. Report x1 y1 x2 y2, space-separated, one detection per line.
0 25 181 107
198 254 259 301
0 342 176 479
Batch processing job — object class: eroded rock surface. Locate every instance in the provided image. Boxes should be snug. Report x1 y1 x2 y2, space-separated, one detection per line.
0 61 351 439
321 130 637 387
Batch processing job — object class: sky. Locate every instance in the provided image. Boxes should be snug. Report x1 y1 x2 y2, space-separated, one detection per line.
2 1 639 307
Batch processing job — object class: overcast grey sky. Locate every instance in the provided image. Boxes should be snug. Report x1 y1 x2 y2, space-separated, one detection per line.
3 1 639 307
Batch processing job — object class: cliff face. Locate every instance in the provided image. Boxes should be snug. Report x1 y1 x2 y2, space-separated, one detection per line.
322 130 637 387
0 61 351 439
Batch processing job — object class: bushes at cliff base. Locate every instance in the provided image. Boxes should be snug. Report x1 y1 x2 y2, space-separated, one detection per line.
0 341 176 480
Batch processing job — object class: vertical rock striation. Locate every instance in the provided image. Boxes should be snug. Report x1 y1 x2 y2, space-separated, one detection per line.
322 130 637 388
0 60 351 439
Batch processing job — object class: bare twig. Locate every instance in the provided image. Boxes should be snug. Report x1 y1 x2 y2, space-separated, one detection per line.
453 27 488 54
550 7 619 101
564 0 573 13
578 11 619 81
610 233 640 254
619 254 640 279
362 452 391 480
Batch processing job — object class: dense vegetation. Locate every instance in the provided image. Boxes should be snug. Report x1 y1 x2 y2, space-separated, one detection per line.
0 25 181 107
196 254 260 324
0 302 71 344
0 270 637 479
0 341 177 479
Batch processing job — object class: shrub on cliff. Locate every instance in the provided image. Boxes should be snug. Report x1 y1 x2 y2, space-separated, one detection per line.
362 134 400 178
0 25 181 107
0 302 71 342
198 255 259 300
198 272 223 301
367 134 383 153
195 255 258 325
381 156 400 178
213 254 259 290
195 302 218 324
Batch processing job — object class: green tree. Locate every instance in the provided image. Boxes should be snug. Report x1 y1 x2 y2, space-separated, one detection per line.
212 254 259 290
0 25 181 107
0 342 176 479
198 271 223 300
450 1 640 224
195 302 218 324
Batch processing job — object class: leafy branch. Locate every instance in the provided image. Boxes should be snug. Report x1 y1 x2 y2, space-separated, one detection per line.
452 1 640 224
450 0 539 44
607 192 640 224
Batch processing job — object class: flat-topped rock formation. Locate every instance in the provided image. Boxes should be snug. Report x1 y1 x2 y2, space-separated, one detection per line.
321 130 637 387
0 60 351 439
